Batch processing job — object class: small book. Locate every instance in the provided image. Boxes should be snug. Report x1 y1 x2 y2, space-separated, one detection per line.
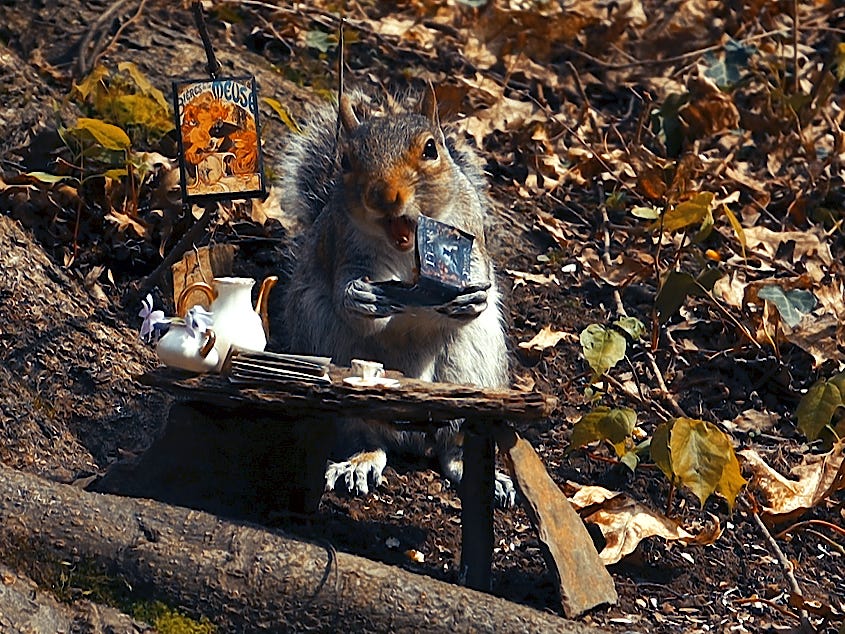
373 215 477 306
223 346 332 385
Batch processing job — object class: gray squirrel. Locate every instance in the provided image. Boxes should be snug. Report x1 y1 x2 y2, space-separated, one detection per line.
281 87 514 506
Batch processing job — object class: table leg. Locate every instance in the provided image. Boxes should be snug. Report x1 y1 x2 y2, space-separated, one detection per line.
459 421 495 592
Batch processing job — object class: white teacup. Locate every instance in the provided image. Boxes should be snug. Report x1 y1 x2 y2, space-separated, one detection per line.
351 359 385 379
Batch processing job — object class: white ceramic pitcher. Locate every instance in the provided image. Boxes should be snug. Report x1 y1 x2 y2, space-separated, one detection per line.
178 276 277 370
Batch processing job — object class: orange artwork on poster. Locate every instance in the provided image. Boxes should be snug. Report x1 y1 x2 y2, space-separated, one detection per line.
173 76 265 202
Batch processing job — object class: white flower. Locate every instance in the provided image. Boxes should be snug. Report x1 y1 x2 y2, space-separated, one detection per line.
139 293 169 342
184 305 214 339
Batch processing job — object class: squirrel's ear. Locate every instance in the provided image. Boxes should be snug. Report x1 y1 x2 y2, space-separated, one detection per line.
421 83 440 128
339 94 359 132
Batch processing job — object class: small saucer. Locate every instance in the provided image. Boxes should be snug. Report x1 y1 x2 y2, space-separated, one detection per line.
343 376 401 388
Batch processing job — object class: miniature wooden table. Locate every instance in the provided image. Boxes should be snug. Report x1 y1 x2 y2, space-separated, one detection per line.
136 366 557 592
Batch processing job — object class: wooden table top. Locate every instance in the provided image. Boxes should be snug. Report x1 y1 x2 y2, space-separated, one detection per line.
137 366 557 424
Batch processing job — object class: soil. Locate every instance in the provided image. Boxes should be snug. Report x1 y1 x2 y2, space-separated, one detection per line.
0 1 843 633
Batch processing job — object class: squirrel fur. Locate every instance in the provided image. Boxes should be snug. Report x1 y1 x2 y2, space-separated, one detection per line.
281 87 514 506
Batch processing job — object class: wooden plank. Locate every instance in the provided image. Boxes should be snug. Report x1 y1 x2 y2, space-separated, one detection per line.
497 428 618 618
137 367 557 424
460 423 496 591
170 244 235 313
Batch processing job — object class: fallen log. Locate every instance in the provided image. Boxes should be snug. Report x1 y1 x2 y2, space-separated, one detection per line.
0 465 604 633
0 563 153 634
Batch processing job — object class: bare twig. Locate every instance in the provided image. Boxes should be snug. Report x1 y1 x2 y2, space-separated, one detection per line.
792 0 800 96
692 279 761 348
604 372 674 423
749 508 812 630
804 529 845 556
775 519 845 540
732 596 800 621
596 182 687 419
76 0 139 77
128 204 217 308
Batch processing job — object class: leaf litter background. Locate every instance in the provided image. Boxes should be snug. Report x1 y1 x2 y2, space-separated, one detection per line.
1 0 844 632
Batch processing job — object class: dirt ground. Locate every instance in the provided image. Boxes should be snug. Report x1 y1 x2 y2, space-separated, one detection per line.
1 1 844 633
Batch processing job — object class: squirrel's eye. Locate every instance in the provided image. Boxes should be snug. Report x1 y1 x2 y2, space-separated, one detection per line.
422 138 438 161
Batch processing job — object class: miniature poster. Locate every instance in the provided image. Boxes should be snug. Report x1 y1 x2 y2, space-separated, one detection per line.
173 76 266 202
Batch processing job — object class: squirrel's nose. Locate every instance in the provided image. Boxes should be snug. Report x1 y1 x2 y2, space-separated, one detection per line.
365 180 406 214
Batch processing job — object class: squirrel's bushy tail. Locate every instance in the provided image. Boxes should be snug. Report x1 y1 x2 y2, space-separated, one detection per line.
279 99 343 223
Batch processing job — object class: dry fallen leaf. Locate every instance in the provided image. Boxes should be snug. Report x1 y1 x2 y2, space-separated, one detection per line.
743 226 833 267
722 410 778 435
405 549 425 563
512 372 536 392
578 247 652 288
565 483 721 565
739 443 845 523
506 269 560 287
518 325 573 352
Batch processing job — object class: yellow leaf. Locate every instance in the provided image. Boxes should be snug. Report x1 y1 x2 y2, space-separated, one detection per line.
73 65 109 101
650 421 673 480
796 372 845 441
570 406 636 451
579 324 627 377
835 42 845 82
112 94 174 135
721 203 746 259
670 418 746 508
262 97 302 134
74 117 131 151
117 61 170 110
662 192 714 232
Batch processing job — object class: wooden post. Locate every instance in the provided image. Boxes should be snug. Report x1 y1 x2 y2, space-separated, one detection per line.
459 419 496 591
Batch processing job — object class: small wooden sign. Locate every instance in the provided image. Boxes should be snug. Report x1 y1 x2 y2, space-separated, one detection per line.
172 76 266 203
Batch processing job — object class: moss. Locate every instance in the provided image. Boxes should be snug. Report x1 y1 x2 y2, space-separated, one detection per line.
1 538 216 633
132 601 216 634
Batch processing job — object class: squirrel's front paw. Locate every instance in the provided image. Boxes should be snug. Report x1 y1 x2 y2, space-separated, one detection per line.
344 278 404 318
325 449 388 496
436 283 490 320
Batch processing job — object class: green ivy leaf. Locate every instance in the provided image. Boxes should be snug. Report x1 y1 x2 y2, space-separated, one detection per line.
703 38 756 88
757 285 817 328
656 269 723 325
579 324 627 378
620 451 640 472
305 29 335 53
653 93 688 157
655 271 695 324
